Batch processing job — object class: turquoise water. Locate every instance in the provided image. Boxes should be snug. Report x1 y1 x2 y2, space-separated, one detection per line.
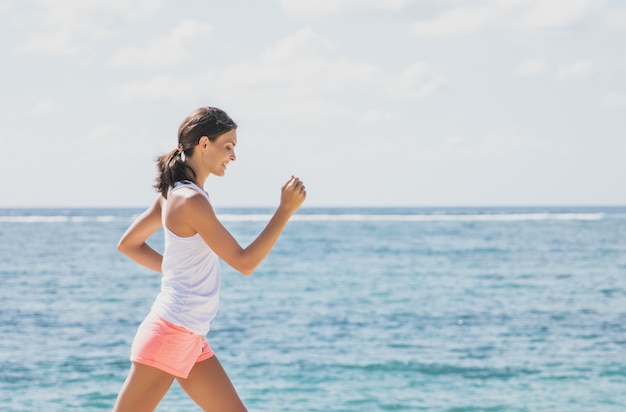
1 207 625 411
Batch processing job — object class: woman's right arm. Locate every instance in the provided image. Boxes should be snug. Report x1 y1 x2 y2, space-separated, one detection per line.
187 176 306 276
117 195 164 274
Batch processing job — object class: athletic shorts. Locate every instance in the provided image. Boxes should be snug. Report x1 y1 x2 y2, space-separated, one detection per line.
130 311 215 378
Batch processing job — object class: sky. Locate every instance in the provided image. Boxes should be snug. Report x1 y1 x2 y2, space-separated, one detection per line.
1 0 625 208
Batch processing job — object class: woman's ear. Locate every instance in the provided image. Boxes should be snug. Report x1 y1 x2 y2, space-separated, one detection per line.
198 136 210 150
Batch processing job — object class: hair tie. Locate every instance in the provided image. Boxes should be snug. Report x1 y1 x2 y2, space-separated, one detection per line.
177 146 186 161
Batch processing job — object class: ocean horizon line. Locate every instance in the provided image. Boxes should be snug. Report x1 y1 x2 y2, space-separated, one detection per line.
1 204 626 211
1 206 625 223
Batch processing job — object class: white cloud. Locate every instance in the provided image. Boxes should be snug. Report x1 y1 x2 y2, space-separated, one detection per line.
387 63 445 98
278 0 411 15
359 110 394 124
557 60 595 80
515 58 602 81
19 28 81 55
85 125 129 157
115 73 205 101
34 0 164 23
415 131 551 163
518 0 596 30
110 19 212 67
410 0 610 37
17 0 164 55
236 98 350 124
410 6 501 37
243 29 382 97
0 1 11 13
514 58 549 76
0 128 31 168
259 27 335 62
114 29 444 121
602 91 626 107
114 59 364 122
83 123 155 159
599 6 626 31
31 99 64 114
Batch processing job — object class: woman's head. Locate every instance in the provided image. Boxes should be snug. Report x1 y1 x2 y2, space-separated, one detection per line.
177 107 238 154
155 107 238 197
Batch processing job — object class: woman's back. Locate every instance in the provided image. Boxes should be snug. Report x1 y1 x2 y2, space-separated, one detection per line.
153 181 221 336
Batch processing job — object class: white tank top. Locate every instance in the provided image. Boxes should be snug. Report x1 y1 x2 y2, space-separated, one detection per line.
151 181 221 336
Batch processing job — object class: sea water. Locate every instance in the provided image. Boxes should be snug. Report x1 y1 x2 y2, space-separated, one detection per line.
0 207 625 411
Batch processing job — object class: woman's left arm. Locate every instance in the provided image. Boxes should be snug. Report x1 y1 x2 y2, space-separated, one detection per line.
117 195 164 274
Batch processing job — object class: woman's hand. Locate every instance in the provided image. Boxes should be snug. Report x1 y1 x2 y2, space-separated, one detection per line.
279 176 306 214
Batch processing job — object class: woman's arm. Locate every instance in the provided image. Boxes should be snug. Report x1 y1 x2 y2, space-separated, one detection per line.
117 195 164 274
186 176 306 276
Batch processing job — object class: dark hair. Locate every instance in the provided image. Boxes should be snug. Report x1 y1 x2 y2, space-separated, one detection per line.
155 107 237 197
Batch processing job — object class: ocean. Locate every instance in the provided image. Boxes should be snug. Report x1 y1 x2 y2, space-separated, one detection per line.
0 206 625 411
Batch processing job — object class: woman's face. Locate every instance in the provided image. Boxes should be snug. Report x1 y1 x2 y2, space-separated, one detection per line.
202 129 237 177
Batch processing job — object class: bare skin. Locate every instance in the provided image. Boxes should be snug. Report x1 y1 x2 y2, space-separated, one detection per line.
113 357 246 412
113 363 174 412
114 130 306 411
177 356 247 412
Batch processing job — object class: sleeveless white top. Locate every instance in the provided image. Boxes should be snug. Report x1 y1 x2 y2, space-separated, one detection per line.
151 181 221 336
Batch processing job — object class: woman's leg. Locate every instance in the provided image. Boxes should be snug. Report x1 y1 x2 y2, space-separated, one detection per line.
177 356 247 412
113 362 175 412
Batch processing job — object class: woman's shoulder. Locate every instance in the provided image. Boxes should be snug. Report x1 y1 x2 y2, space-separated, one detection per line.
165 185 215 233
168 185 212 213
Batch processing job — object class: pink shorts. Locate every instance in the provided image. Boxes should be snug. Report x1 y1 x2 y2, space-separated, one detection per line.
130 311 215 378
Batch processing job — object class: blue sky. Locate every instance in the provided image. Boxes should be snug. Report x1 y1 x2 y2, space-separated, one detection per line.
1 0 625 207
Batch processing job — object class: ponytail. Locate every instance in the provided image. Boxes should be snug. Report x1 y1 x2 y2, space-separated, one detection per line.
154 148 197 198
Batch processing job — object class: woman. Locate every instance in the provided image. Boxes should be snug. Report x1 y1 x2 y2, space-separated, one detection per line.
113 107 306 411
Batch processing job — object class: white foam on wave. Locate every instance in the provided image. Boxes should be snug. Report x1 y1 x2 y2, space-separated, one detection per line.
0 216 71 223
0 215 120 223
217 212 605 222
0 212 607 224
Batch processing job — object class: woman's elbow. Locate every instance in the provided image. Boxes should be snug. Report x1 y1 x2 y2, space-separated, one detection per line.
232 260 255 276
117 238 131 255
237 266 255 276
228 252 257 276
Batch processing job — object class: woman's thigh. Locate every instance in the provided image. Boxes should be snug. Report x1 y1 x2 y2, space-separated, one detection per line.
177 356 247 412
113 362 175 412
